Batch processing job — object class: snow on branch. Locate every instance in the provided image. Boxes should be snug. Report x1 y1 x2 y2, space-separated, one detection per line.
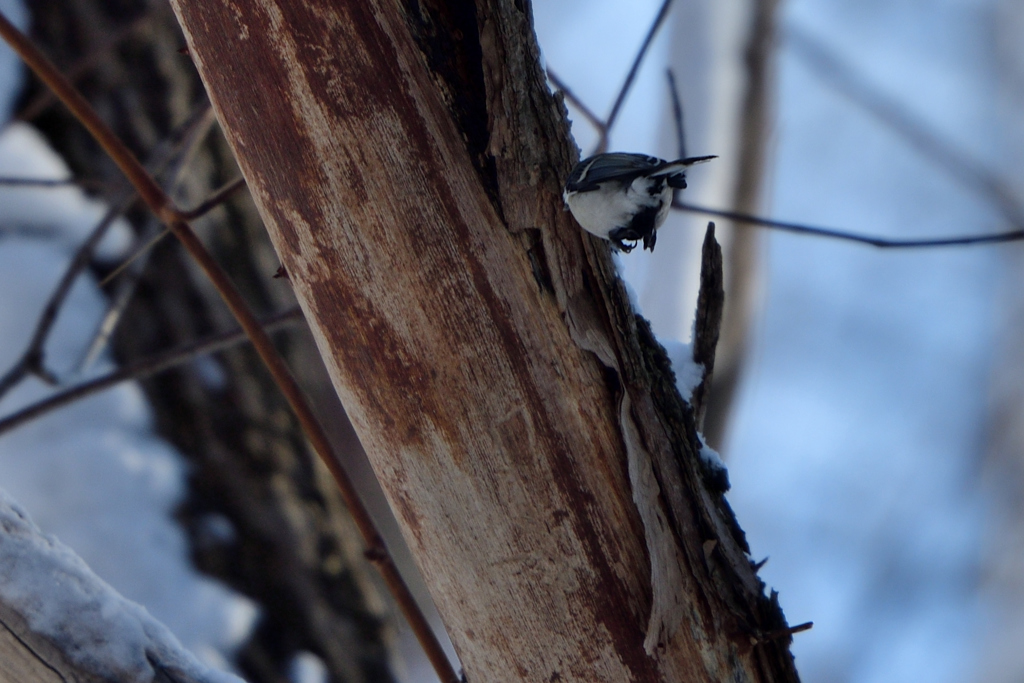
0 487 246 683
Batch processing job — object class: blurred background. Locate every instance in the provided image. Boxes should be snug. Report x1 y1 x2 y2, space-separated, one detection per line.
0 1 1021 682
537 1 1024 682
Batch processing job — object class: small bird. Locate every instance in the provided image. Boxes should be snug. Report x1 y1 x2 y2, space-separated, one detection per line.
563 152 715 252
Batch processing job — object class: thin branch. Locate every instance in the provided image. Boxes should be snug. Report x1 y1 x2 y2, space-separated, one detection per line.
549 1 674 155
0 105 216 399
85 171 239 369
80 108 219 371
0 176 109 191
753 621 814 646
666 69 686 159
0 14 171 219
546 69 607 136
673 200 1024 247
180 175 247 220
786 23 1024 228
0 13 459 682
0 308 305 437
14 14 151 123
97 176 247 289
0 197 134 402
96 226 169 288
80 220 163 371
598 0 676 153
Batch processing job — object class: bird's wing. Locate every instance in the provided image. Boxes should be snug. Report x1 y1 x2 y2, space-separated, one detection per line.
565 153 663 191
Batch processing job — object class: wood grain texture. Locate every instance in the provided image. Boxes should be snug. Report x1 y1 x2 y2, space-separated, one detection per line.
168 0 801 681
0 607 73 683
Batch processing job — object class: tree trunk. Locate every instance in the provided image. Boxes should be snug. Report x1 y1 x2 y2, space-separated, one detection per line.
169 0 802 681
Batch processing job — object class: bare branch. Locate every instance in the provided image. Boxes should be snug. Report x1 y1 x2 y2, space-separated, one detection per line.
666 69 686 159
97 176 246 290
0 197 134 403
546 69 607 138
14 14 152 123
786 23 1024 228
0 176 110 191
79 221 163 371
87 175 246 365
78 108 220 371
598 0 676 153
96 226 169 288
0 104 216 400
700 0 779 450
0 308 305 438
180 175 247 220
673 199 1024 247
550 1 677 154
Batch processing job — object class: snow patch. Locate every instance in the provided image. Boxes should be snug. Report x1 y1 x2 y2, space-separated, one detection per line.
697 431 726 472
660 338 705 400
289 651 328 683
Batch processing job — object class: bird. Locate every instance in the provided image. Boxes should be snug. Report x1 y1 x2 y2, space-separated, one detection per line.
563 152 715 252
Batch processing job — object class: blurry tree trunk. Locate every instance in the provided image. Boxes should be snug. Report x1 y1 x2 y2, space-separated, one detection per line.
643 0 778 450
702 0 778 449
978 1 1024 680
21 2 400 682
169 0 803 680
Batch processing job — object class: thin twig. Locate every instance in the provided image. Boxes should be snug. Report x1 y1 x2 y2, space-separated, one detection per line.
15 14 151 123
673 200 1024 247
96 226 170 288
0 14 459 683
91 105 217 293
666 69 686 159
786 23 1024 228
98 175 245 289
0 176 109 191
180 175 247 220
546 69 607 137
0 197 134 402
80 221 164 370
597 0 675 153
0 104 216 398
548 1 675 154
0 308 305 437
753 621 814 646
82 112 225 376
80 108 216 371
84 146 228 368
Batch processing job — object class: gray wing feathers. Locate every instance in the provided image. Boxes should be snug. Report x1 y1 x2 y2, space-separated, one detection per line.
567 153 717 189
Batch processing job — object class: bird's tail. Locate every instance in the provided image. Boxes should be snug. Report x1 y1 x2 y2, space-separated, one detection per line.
651 155 717 176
